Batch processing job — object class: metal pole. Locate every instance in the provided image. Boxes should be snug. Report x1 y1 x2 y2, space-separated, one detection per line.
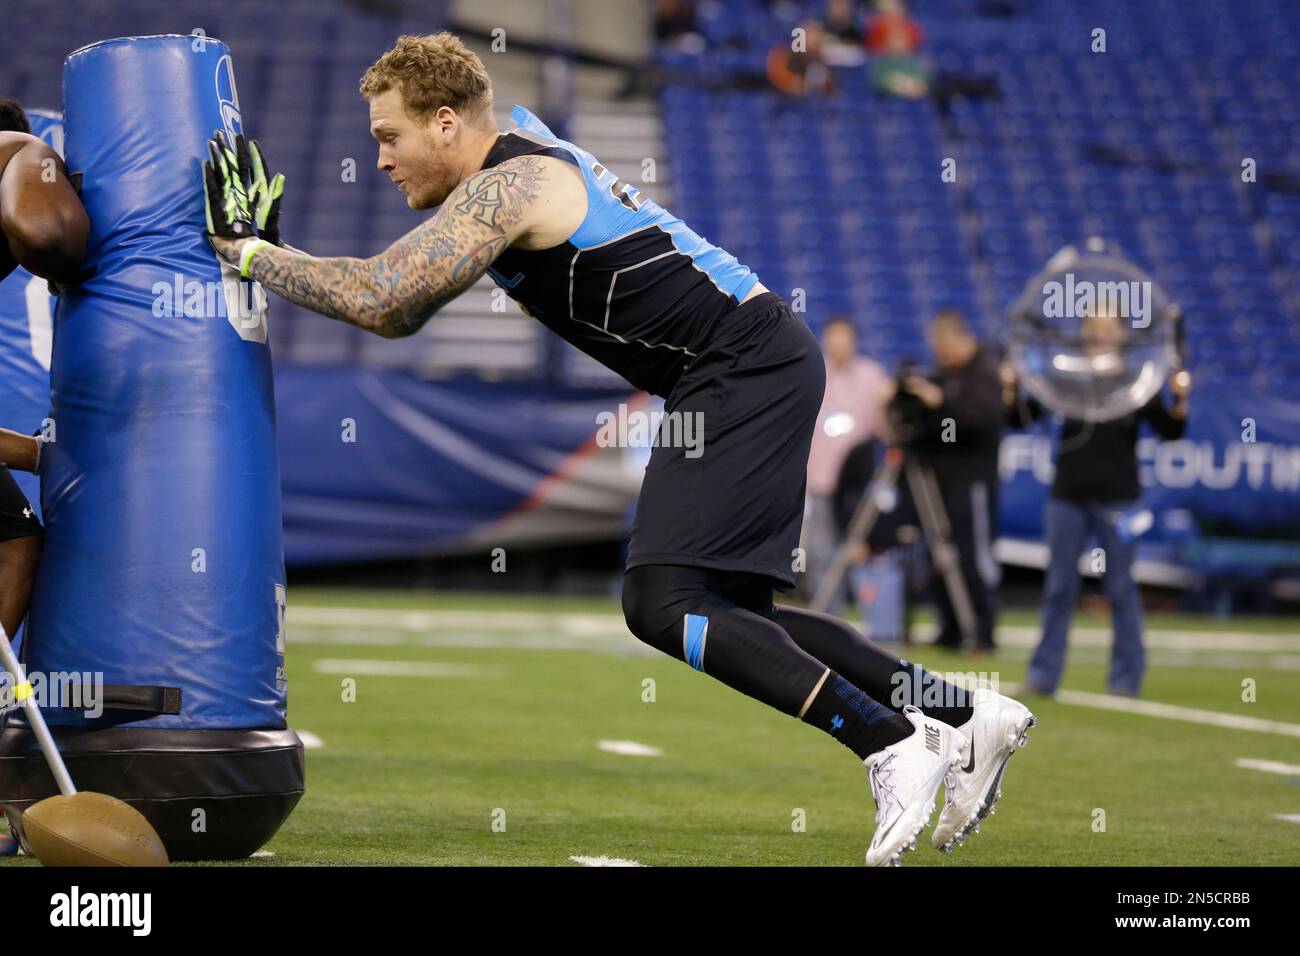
904 458 979 646
0 627 76 797
810 447 903 613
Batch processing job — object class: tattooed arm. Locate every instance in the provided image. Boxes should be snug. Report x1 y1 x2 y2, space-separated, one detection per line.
224 155 547 338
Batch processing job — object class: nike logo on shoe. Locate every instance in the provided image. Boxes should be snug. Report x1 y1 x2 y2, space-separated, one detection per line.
924 724 941 755
962 737 975 774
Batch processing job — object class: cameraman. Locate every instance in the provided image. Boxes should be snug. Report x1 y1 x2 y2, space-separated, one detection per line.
893 310 1004 653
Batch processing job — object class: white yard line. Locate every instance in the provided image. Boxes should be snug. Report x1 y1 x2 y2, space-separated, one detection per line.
297 730 325 749
597 740 663 757
1234 758 1300 776
569 855 644 867
996 625 1300 654
311 659 495 678
293 628 647 653
288 605 1300 653
285 606 1300 676
1057 689 1300 738
1272 815 1300 825
288 606 624 636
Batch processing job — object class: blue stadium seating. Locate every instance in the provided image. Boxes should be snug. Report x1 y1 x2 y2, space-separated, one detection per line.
3 0 1295 387
656 0 1300 379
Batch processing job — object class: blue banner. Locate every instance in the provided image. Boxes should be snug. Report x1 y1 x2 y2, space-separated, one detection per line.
274 367 644 566
999 384 1300 570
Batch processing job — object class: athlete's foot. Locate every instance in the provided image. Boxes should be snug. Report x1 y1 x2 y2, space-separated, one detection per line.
864 706 966 867
932 686 1036 853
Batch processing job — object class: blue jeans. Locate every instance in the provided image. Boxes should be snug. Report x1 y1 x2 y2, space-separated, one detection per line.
1027 497 1145 695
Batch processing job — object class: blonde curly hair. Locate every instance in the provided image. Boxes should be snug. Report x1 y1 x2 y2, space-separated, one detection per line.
360 33 494 126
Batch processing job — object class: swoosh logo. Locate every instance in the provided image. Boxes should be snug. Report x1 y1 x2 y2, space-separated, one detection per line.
962 737 975 774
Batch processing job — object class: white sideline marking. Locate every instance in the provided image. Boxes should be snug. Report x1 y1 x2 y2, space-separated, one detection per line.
1058 689 1300 738
287 605 1300 654
297 730 325 749
570 855 644 867
1235 758 1300 776
960 624 1300 654
251 850 275 858
288 606 624 635
597 739 663 757
293 628 653 655
1273 815 1300 825
311 659 493 678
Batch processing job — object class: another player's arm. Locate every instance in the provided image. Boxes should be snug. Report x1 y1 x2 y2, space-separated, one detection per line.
0 133 89 285
0 428 38 473
238 156 546 338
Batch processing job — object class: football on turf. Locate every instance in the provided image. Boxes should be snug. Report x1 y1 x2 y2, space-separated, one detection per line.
23 792 169 867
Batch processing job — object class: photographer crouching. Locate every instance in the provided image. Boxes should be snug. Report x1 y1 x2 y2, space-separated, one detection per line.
889 310 1004 654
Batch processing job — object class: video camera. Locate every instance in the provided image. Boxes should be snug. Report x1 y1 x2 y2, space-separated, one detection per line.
886 360 932 448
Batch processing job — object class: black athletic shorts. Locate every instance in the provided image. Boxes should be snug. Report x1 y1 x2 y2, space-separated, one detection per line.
625 292 825 589
0 466 38 542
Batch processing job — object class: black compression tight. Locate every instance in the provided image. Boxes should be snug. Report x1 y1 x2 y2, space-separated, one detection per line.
621 564 973 727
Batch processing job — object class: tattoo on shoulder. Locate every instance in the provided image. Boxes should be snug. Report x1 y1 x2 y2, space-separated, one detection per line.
455 156 546 230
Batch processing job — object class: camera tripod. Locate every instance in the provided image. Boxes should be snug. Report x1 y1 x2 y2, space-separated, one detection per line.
810 445 979 647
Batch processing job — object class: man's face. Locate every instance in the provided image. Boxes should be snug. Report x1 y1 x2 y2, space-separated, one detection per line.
368 88 459 210
929 324 970 369
827 0 851 24
822 322 857 366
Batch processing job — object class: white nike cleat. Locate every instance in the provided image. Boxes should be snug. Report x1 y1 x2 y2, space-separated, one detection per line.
864 705 967 867
932 686 1037 853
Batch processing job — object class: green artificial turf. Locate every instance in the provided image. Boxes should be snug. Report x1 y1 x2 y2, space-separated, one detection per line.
9 589 1299 866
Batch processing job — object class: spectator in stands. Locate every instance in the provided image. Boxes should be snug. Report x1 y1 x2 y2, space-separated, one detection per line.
826 0 869 44
865 0 925 54
900 310 1004 654
766 19 838 96
822 0 870 66
1006 311 1191 699
864 0 1000 117
654 0 705 54
865 0 929 99
802 317 892 610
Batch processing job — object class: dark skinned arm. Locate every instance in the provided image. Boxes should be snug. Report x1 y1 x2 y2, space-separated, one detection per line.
0 133 90 286
0 428 39 473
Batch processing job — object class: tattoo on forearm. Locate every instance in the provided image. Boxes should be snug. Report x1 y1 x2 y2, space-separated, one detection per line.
247 155 546 337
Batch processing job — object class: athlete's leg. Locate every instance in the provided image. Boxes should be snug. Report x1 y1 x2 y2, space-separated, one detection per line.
622 563 914 759
0 466 41 637
772 603 974 727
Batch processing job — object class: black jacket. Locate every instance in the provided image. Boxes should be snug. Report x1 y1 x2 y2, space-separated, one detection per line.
1009 393 1187 503
915 343 1004 487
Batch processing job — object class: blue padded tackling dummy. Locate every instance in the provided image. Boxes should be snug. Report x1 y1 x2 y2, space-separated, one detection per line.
0 35 303 860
